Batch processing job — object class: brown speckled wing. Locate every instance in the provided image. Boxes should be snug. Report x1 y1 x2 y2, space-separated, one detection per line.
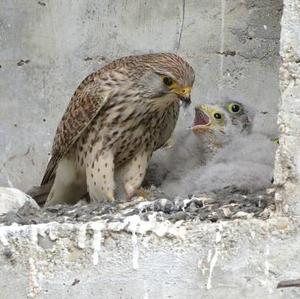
41 52 194 186
41 74 110 185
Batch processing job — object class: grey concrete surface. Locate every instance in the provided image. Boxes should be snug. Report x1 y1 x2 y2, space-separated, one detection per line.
3 1 300 299
1 217 299 299
0 0 282 190
274 0 300 218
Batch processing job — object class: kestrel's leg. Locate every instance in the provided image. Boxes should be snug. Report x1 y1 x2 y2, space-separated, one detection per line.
45 154 86 206
86 149 115 202
121 150 150 200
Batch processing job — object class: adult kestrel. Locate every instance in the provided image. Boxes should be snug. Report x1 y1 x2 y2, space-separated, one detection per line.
41 53 194 206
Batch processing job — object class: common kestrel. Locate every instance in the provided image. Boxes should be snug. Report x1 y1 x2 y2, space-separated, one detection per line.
40 53 194 205
144 100 252 187
160 101 275 196
191 100 252 148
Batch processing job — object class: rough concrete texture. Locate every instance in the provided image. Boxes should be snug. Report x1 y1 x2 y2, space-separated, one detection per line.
1 216 300 299
3 0 300 298
0 0 282 190
274 0 300 217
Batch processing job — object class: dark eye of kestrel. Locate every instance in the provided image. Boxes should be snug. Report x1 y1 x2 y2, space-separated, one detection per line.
40 53 195 206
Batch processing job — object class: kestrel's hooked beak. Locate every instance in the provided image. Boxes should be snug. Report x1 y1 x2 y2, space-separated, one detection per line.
174 86 192 106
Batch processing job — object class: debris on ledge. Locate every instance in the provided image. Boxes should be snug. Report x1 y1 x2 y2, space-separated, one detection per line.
0 187 39 216
0 186 276 226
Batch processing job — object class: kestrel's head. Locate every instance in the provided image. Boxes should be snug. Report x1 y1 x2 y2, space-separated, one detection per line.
192 101 252 146
129 53 195 105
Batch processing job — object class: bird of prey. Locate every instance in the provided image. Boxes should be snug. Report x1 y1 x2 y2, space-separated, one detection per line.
37 53 194 206
153 100 275 197
191 100 252 158
143 100 252 187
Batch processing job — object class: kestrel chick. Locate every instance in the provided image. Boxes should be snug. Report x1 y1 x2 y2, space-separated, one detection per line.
42 53 194 206
192 100 251 152
156 101 257 196
143 100 252 187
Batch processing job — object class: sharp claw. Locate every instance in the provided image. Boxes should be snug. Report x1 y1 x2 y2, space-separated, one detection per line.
106 191 115 203
88 189 115 203
125 187 150 201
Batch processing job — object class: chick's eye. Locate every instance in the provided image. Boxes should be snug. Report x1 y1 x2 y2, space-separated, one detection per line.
163 76 173 86
230 103 241 113
214 113 222 120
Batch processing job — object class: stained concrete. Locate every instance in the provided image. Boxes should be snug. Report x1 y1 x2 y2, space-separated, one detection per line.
0 0 282 190
0 187 276 226
2 0 299 298
1 216 299 299
274 0 300 217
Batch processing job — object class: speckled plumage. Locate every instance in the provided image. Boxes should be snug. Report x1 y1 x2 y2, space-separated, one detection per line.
42 53 194 205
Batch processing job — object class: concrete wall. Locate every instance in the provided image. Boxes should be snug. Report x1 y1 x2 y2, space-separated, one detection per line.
1 217 299 299
274 0 300 216
2 1 300 299
0 0 282 190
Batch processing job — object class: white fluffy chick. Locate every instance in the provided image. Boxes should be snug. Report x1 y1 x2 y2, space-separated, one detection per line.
144 100 253 188
162 133 276 197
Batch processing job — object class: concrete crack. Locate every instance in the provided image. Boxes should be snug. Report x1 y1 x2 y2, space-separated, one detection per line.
0 146 31 174
175 0 186 53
